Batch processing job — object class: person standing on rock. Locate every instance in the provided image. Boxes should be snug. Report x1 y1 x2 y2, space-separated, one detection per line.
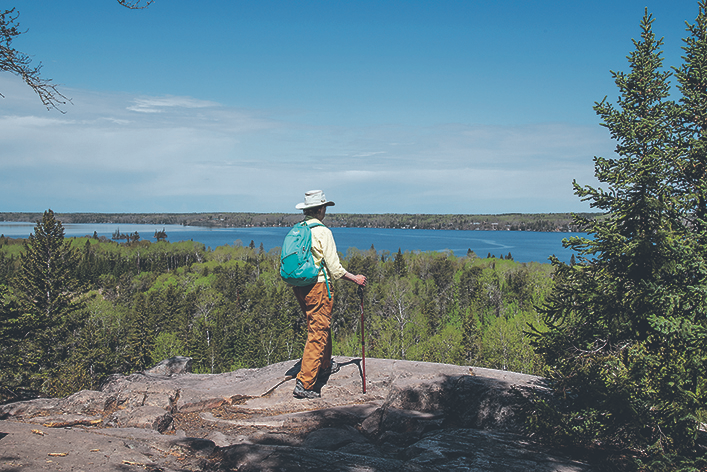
291 190 367 399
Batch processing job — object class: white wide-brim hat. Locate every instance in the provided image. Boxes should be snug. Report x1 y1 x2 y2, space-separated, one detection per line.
295 190 336 210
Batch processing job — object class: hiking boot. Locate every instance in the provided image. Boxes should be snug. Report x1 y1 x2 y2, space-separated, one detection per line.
320 359 340 376
293 379 320 399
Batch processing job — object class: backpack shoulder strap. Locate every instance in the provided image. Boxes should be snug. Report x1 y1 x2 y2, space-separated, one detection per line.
302 220 331 299
304 220 324 229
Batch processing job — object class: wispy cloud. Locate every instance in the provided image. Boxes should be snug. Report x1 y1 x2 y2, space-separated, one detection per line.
0 76 606 214
126 96 221 113
352 151 387 158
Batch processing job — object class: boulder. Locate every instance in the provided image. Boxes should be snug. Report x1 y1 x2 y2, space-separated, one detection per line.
107 405 173 433
144 356 192 376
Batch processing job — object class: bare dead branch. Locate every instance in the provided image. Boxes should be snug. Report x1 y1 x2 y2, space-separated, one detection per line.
116 0 154 9
0 8 70 112
1 1 152 112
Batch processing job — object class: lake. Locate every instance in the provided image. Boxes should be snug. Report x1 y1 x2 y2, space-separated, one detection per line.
0 222 585 264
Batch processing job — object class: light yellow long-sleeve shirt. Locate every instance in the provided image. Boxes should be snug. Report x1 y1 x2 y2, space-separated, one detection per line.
305 217 346 283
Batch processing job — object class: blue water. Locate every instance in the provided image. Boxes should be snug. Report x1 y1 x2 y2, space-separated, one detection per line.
0 222 584 264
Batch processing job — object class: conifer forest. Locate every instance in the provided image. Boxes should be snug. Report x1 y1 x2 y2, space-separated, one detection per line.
0 210 552 402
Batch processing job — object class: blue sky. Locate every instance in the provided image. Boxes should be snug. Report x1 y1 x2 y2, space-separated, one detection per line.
0 0 700 214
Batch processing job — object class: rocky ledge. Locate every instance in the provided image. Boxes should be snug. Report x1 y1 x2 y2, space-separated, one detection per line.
0 357 592 471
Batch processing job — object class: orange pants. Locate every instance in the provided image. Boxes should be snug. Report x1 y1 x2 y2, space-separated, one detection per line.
293 283 333 390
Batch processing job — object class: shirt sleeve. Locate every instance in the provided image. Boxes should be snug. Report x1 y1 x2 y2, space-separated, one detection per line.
310 223 347 281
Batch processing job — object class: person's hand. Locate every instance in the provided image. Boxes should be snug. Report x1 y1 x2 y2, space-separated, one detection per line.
354 274 367 287
343 271 367 286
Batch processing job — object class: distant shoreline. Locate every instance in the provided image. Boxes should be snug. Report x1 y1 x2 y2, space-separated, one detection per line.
0 211 601 233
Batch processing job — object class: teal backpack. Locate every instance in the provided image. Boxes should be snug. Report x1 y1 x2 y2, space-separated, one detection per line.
280 221 330 297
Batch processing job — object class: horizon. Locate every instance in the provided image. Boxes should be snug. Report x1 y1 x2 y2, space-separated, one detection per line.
0 210 602 217
1 0 700 214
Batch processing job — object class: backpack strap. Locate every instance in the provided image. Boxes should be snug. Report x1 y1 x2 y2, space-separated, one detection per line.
304 220 331 299
320 259 331 300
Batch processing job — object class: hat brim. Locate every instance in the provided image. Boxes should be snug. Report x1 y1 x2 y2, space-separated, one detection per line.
295 201 335 210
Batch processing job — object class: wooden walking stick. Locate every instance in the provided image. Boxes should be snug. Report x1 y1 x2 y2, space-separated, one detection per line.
358 285 366 394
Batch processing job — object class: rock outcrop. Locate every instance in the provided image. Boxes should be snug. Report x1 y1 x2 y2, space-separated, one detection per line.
0 357 593 471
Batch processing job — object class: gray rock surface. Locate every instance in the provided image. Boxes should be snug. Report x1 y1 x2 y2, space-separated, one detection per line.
0 357 593 471
144 355 193 376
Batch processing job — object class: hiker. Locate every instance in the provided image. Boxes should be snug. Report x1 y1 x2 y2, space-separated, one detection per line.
291 190 367 399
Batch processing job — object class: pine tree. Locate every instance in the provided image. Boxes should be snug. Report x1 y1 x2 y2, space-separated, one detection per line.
15 210 83 320
393 248 406 276
531 10 706 457
124 292 154 371
0 284 27 400
461 308 481 364
11 209 85 392
674 1 707 235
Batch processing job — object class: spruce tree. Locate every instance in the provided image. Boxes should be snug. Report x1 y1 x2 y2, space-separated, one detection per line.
393 248 406 276
15 210 83 320
675 2 707 232
0 284 26 400
531 9 707 458
11 209 85 392
124 292 154 371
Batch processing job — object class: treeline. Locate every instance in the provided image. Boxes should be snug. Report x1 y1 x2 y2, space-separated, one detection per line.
324 212 597 232
0 211 554 402
0 211 600 232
